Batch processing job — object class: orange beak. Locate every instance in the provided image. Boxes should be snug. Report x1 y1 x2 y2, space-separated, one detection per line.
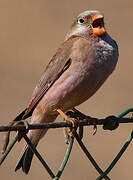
92 14 105 36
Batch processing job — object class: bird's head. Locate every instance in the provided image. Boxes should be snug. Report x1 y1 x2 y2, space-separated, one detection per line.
66 10 106 40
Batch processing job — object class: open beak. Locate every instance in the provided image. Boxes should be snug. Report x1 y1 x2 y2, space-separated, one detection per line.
91 14 105 36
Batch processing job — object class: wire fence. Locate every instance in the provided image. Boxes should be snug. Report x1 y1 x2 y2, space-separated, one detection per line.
0 108 133 180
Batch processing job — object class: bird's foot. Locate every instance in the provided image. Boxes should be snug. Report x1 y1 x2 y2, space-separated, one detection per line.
66 117 78 135
13 120 29 130
63 118 78 144
11 120 29 142
2 121 14 154
2 120 29 154
72 108 98 135
86 116 97 135
57 109 79 144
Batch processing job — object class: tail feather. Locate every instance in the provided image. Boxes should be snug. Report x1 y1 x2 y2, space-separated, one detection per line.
13 108 33 122
13 108 34 173
15 113 58 174
15 145 36 174
15 148 26 172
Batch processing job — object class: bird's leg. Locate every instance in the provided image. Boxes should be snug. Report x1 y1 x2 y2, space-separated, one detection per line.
73 108 97 135
57 109 78 130
57 109 78 144
72 108 85 139
2 120 29 154
2 121 16 154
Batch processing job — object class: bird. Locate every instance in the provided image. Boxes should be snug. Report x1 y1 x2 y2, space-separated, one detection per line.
3 10 119 174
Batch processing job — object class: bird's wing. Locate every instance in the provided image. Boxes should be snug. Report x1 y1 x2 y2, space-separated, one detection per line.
23 36 84 118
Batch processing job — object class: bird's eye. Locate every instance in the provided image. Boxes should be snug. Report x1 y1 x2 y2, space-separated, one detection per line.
78 18 85 24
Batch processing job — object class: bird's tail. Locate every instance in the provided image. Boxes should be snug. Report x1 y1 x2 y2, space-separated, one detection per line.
15 113 58 174
15 143 37 174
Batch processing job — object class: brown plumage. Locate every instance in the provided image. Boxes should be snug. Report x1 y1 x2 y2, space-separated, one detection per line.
5 10 119 174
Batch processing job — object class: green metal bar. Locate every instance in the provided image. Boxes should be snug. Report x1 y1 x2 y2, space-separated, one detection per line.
0 133 19 165
0 107 133 179
118 108 133 118
74 132 110 180
96 108 133 179
54 137 74 180
97 131 133 180
23 134 55 179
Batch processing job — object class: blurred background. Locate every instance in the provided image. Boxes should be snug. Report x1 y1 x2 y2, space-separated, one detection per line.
0 0 133 179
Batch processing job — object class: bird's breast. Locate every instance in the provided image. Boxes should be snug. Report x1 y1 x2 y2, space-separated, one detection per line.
38 36 118 114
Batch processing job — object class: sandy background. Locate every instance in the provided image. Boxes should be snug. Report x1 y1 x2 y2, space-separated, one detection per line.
0 0 133 179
